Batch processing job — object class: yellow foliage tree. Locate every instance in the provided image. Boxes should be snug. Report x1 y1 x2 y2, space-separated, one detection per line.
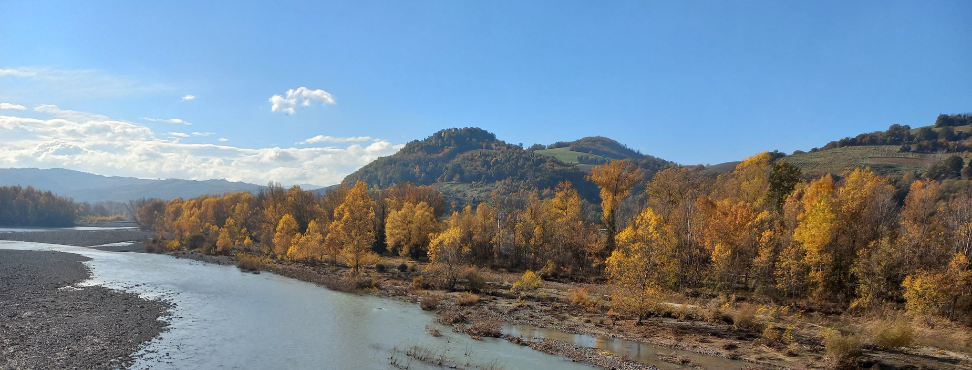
587 160 643 253
289 219 326 260
326 181 377 273
273 214 300 257
385 201 438 259
426 226 468 288
605 207 673 320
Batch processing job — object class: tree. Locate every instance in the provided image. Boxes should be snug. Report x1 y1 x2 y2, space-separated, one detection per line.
587 160 644 254
606 207 673 321
289 219 325 260
767 160 802 213
426 226 468 288
273 214 300 257
791 175 837 300
385 201 438 259
326 181 377 273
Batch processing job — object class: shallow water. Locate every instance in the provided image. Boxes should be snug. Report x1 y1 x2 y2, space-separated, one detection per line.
0 226 139 233
0 241 594 370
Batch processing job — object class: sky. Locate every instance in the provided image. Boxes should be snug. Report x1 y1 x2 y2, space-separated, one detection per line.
1 1 970 187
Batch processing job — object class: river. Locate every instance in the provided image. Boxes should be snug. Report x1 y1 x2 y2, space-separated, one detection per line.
1 241 597 370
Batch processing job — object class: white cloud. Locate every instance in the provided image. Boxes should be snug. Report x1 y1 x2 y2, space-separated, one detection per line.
298 135 374 144
218 138 228 142
0 68 36 77
182 95 195 101
0 106 402 186
269 87 336 114
0 66 173 96
192 132 213 137
0 103 26 110
143 117 191 125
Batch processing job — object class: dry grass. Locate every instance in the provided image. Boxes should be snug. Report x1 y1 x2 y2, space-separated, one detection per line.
420 293 441 311
455 292 481 306
912 315 972 353
865 314 915 349
822 328 863 369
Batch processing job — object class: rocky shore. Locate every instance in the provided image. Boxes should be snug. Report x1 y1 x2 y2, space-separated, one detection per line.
0 249 169 369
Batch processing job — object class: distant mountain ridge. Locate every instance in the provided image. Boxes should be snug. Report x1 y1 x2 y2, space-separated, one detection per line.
0 168 263 203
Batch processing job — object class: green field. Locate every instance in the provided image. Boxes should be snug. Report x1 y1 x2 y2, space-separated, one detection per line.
532 147 611 172
784 145 966 176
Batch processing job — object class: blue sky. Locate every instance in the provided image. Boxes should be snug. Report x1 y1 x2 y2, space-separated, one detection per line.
1 1 970 186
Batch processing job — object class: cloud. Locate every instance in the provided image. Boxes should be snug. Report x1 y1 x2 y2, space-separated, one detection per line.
192 132 213 137
0 66 173 96
269 87 336 114
0 103 26 110
0 107 402 186
218 138 228 142
298 135 374 144
143 117 192 125
182 95 195 101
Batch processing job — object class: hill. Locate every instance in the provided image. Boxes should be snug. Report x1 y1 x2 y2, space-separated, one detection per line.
533 136 674 173
0 168 263 203
781 114 972 177
343 128 675 205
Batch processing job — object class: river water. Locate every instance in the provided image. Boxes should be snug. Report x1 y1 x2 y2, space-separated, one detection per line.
1 241 595 370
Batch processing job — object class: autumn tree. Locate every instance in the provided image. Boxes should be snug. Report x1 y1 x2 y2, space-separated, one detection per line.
385 201 438 259
587 160 644 254
426 226 468 288
605 207 674 321
326 181 377 273
273 214 300 257
289 219 326 260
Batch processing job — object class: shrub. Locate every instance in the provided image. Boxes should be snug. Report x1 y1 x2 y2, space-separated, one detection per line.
355 277 378 290
465 317 501 338
236 253 271 272
185 233 206 250
464 269 486 292
539 260 558 278
869 316 914 349
420 294 441 311
375 263 386 273
456 292 480 306
511 270 543 294
823 329 863 369
397 263 409 272
733 304 763 332
165 239 182 251
436 309 466 325
566 287 589 306
413 274 428 289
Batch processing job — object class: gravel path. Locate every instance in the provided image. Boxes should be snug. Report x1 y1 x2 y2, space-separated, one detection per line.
0 249 170 369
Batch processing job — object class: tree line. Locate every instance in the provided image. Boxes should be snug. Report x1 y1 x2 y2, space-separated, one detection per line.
135 154 972 322
0 186 78 226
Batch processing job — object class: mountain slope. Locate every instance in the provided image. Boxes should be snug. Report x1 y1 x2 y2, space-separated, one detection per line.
533 136 673 173
0 168 263 202
344 128 674 204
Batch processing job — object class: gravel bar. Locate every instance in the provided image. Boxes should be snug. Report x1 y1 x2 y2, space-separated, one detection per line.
0 249 170 369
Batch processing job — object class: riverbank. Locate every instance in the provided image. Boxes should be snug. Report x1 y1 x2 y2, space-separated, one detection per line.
0 249 170 369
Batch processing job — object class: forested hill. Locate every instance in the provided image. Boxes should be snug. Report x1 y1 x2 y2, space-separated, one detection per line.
343 128 674 204
0 168 263 203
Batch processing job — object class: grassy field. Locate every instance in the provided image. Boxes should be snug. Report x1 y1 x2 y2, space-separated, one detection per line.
909 124 972 134
533 147 609 172
784 145 964 176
